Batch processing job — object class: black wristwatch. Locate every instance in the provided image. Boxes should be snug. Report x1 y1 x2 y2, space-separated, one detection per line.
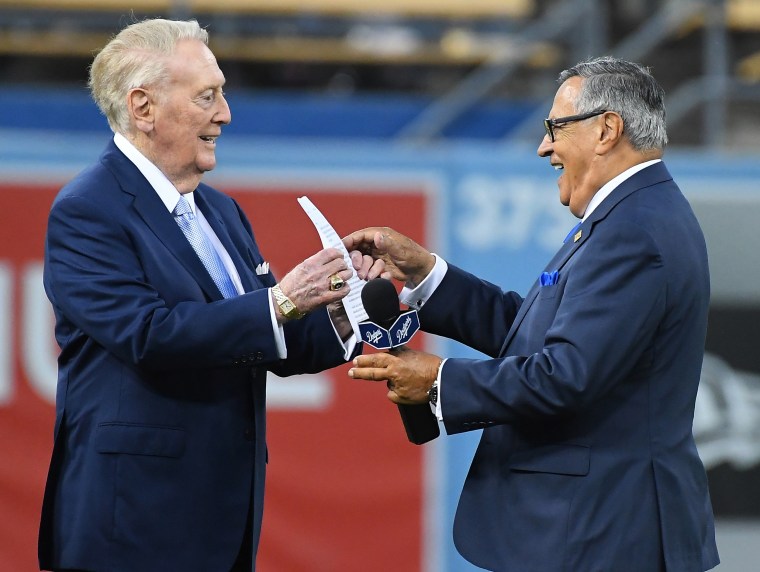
428 381 439 408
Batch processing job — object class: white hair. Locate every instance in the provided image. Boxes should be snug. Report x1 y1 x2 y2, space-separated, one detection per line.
89 18 208 134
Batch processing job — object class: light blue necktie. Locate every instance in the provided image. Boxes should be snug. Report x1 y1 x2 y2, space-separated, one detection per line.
173 195 238 299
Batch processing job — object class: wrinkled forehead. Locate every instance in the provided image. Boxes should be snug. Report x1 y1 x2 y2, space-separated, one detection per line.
549 76 584 117
164 39 225 87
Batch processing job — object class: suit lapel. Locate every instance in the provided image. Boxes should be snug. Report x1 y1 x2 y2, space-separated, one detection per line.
499 162 673 356
101 142 223 301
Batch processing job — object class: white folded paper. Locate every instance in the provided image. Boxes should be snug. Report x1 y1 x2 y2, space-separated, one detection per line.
297 196 368 341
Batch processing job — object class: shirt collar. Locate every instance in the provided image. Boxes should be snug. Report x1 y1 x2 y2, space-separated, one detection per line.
582 159 661 221
113 132 195 214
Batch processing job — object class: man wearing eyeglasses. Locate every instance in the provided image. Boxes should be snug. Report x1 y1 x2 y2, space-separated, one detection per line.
345 56 718 571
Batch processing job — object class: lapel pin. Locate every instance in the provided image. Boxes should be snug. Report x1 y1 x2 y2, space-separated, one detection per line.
573 230 582 243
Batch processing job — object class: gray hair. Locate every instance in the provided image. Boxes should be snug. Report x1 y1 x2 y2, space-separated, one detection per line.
558 56 668 151
89 18 208 134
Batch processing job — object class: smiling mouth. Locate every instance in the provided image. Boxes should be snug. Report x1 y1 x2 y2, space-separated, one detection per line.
552 163 564 171
199 136 217 143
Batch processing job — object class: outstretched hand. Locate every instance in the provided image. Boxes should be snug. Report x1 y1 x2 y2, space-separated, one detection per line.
348 347 442 405
343 227 435 288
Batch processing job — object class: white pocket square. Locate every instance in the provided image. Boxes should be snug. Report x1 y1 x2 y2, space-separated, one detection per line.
255 261 270 275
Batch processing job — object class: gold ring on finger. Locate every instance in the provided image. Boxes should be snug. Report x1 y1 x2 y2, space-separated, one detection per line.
329 274 345 291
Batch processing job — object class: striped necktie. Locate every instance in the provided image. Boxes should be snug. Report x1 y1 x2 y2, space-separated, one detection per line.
173 195 238 298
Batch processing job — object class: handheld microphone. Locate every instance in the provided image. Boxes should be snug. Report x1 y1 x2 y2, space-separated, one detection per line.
360 278 440 445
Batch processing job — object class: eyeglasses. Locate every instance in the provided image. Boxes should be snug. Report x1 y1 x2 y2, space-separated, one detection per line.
543 109 607 142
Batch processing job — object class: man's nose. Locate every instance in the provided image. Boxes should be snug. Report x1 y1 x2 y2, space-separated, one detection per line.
537 135 552 157
216 94 232 125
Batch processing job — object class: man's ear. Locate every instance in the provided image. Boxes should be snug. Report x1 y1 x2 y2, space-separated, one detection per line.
595 111 624 154
128 88 154 134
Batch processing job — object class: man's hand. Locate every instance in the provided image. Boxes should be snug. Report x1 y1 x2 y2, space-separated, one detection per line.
343 227 435 288
348 347 442 405
276 248 351 321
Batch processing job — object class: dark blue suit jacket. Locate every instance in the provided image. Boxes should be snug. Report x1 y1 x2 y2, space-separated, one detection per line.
39 140 352 571
420 162 719 571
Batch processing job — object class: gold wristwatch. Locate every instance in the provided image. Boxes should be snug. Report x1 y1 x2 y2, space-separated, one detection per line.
272 284 304 319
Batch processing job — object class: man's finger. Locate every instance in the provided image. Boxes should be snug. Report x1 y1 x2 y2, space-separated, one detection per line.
374 231 389 253
352 353 392 368
366 257 386 280
348 366 388 382
349 250 364 271
311 247 342 264
342 229 375 253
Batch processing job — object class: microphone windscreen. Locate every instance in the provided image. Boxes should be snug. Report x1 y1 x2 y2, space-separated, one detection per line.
361 278 400 329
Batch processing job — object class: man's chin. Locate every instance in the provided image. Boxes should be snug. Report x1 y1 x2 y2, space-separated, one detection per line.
197 158 217 173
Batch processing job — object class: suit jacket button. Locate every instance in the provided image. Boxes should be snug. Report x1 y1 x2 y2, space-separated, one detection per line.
244 428 254 441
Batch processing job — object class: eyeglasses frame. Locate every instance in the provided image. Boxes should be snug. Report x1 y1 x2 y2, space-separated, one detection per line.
543 109 608 142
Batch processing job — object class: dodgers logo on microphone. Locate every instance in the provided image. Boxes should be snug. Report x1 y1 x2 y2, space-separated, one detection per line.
361 323 392 349
359 310 420 350
390 311 420 346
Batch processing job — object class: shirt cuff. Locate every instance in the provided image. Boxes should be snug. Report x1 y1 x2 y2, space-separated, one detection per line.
268 288 287 359
399 254 448 310
433 358 446 421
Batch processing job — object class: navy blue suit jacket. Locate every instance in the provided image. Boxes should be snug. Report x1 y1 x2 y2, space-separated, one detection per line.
420 162 718 571
39 140 352 571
